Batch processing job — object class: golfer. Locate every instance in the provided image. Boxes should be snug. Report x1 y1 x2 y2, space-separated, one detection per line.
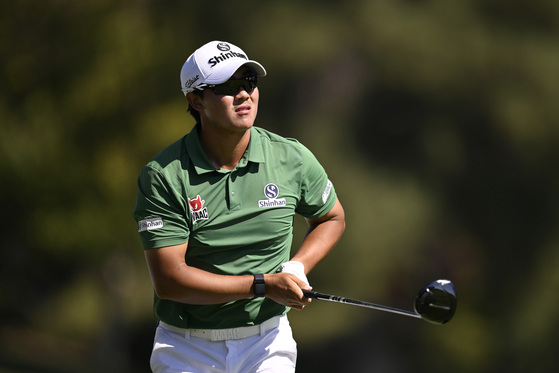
133 40 345 373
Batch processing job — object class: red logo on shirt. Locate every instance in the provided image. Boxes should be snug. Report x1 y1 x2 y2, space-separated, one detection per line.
189 195 205 212
188 195 209 223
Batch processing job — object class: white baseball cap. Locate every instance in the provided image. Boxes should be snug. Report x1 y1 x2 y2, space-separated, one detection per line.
180 40 267 95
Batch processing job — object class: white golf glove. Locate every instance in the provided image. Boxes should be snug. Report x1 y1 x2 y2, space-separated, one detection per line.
280 261 310 286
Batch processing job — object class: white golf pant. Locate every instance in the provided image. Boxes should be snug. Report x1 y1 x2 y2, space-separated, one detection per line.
150 314 297 373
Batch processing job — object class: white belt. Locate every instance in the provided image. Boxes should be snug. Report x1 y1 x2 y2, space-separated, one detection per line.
159 315 282 342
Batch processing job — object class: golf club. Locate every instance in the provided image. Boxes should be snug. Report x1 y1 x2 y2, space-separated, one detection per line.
302 279 457 324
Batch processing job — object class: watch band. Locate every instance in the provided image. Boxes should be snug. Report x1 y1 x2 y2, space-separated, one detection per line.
253 274 266 297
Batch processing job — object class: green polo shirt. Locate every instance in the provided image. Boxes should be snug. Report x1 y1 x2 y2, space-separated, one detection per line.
133 123 337 329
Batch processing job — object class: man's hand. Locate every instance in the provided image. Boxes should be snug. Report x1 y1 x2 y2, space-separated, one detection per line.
264 272 313 310
280 261 310 286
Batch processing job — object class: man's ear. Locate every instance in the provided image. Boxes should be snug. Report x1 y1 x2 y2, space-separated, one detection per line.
186 92 204 111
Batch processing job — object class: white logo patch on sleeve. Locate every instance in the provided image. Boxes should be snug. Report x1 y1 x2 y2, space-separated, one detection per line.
322 179 333 204
138 217 163 232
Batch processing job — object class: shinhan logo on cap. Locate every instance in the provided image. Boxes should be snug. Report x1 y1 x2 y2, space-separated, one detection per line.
208 45 248 68
217 43 231 51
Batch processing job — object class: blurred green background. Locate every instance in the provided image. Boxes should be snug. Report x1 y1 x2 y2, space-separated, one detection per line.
2 0 559 372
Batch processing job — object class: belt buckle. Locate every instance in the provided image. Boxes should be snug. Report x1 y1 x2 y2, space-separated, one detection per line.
210 327 242 341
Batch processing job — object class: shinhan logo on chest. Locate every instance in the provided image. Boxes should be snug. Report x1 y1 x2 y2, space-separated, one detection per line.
258 183 286 209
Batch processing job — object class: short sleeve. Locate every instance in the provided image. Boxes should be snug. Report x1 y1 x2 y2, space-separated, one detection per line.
132 165 189 250
295 144 337 219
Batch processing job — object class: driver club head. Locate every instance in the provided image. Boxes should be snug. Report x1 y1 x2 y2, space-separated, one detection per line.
414 279 457 324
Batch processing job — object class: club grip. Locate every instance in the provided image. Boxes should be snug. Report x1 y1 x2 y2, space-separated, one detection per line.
302 289 319 299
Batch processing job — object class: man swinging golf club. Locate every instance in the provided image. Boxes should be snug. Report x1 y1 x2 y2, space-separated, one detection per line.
133 40 345 373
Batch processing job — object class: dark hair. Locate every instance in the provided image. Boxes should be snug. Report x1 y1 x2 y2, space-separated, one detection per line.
187 89 204 123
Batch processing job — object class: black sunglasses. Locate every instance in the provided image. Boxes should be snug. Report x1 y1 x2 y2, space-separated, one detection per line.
200 75 258 96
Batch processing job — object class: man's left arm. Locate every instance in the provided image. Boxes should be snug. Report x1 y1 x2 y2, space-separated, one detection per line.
290 197 345 274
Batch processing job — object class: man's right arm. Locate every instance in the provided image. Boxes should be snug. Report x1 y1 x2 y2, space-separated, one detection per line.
144 242 312 310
